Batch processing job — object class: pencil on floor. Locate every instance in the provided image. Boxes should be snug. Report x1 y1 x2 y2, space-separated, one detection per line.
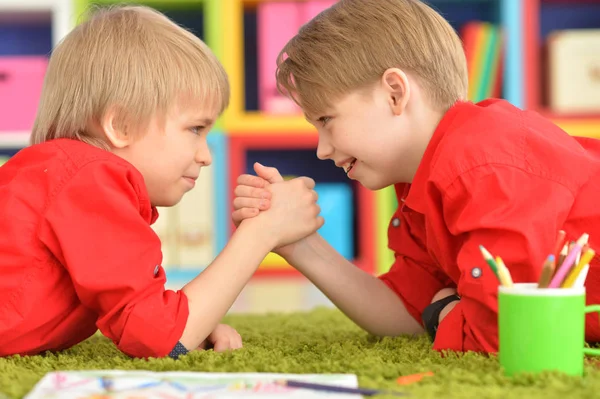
537 254 555 288
276 380 407 397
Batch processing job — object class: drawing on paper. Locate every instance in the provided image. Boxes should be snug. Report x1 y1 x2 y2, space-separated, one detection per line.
24 370 360 399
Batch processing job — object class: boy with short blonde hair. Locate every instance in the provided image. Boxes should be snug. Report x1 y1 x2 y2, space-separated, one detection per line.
233 0 600 352
0 5 323 359
276 0 468 118
31 5 229 151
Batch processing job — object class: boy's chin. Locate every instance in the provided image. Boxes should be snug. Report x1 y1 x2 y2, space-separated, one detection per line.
151 194 184 208
356 176 390 191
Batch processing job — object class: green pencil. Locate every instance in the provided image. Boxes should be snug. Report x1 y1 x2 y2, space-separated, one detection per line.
479 245 500 279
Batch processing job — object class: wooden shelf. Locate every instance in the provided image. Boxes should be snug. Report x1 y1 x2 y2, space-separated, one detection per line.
224 111 315 134
552 119 600 138
0 0 73 47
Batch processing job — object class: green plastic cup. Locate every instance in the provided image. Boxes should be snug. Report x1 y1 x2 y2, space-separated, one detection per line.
498 283 600 376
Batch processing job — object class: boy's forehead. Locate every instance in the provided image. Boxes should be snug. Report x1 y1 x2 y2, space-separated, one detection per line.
172 100 218 123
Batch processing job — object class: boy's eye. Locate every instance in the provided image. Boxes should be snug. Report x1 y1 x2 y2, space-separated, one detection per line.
189 126 205 135
317 117 331 126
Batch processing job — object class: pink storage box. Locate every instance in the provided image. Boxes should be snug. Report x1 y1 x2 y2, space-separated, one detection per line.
302 0 337 22
257 1 338 115
0 57 48 131
257 1 301 114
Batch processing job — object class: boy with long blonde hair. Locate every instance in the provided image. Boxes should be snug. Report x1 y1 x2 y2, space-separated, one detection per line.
232 0 600 352
0 5 323 359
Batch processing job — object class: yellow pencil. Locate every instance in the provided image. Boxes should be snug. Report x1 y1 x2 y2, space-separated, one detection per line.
495 256 513 287
562 249 595 288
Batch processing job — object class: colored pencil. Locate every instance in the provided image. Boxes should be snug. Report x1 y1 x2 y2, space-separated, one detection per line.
479 245 500 279
557 243 568 271
562 249 595 288
277 380 407 396
537 254 556 288
549 233 589 288
495 256 513 287
396 371 434 385
553 230 566 255
552 230 566 273
575 264 590 288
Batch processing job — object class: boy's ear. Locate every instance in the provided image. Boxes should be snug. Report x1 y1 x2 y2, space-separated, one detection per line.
101 107 130 149
382 68 410 116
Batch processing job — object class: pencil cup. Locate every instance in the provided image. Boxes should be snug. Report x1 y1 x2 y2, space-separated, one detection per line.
498 283 600 376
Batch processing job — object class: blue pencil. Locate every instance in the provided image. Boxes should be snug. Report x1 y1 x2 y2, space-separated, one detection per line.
278 380 407 396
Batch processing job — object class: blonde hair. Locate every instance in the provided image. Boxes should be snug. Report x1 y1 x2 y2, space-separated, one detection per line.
31 4 229 149
276 0 468 118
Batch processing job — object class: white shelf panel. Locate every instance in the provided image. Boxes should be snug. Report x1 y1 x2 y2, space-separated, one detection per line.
0 0 74 47
0 132 30 149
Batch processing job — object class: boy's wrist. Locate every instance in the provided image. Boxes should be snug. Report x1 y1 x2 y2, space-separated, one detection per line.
234 219 278 253
277 233 319 264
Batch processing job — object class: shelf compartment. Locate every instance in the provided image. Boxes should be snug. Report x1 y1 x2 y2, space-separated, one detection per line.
228 133 376 277
524 0 600 115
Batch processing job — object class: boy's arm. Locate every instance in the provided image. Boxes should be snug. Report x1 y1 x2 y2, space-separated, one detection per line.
178 221 274 348
283 199 457 338
41 161 315 358
433 164 575 352
233 166 451 337
283 233 425 336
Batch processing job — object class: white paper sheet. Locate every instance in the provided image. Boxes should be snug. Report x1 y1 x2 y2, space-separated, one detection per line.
24 370 360 398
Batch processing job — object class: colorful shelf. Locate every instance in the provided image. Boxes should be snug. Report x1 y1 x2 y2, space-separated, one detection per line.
1 0 599 281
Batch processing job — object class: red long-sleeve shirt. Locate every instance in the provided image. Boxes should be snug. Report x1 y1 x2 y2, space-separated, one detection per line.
379 99 600 353
0 139 189 358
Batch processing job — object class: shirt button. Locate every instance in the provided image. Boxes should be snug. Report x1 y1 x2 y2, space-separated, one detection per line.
392 217 401 227
154 265 159 276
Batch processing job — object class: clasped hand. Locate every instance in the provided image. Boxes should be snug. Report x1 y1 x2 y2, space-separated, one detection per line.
231 162 323 252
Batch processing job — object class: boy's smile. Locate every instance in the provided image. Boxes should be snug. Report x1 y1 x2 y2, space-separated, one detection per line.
308 69 443 190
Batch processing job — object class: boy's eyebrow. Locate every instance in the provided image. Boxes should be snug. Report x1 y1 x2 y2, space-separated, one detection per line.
191 117 215 125
303 113 316 123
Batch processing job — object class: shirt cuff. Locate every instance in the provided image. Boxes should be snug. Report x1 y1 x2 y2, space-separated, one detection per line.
168 341 189 359
432 302 465 352
379 259 447 325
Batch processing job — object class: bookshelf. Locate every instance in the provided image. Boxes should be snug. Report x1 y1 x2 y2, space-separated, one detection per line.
0 0 73 149
523 0 600 138
1 0 599 280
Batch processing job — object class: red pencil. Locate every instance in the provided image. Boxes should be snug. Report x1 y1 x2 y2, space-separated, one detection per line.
553 230 566 261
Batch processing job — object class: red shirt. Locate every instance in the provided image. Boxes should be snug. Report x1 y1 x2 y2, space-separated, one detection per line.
0 139 189 358
379 99 600 353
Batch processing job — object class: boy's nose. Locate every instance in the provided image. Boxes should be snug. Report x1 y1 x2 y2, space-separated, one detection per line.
195 141 212 166
316 136 334 160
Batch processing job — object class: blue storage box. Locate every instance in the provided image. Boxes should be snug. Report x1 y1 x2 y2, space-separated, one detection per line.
315 182 354 260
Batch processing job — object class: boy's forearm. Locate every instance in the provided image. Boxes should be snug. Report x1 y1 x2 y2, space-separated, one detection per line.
179 222 274 349
285 234 424 336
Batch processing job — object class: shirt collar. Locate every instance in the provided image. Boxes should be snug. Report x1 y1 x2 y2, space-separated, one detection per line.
403 100 472 213
150 206 159 225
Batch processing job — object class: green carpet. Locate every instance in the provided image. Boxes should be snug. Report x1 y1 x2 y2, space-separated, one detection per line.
1 308 599 398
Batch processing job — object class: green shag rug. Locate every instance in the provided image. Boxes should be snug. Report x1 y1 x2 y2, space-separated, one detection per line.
1 308 600 399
